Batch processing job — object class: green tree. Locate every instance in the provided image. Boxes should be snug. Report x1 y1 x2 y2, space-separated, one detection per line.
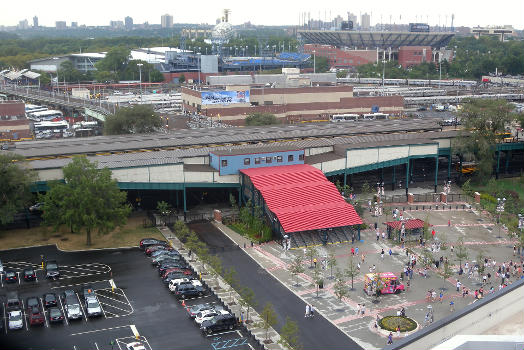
95 46 130 80
422 215 431 241
178 74 185 84
57 60 84 83
336 69 348 78
305 246 318 268
239 286 257 323
455 237 469 269
311 264 324 297
456 99 517 180
278 317 301 350
223 267 238 303
245 113 279 126
441 260 453 290
314 56 329 73
345 257 359 291
156 200 170 225
41 156 130 245
332 269 349 306
327 250 337 279
289 253 305 286
0 154 36 225
258 302 278 341
104 105 162 135
173 220 191 242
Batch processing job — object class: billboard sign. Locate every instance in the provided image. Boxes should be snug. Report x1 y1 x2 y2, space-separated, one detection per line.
201 90 250 105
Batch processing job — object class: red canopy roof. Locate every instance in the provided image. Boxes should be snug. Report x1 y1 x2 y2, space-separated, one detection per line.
384 219 428 230
241 164 362 233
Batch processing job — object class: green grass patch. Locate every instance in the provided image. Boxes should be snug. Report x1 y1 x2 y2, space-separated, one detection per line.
227 221 272 243
379 316 418 332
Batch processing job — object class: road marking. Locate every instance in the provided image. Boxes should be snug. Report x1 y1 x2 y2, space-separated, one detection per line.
18 271 21 285
98 301 132 314
21 299 28 331
206 330 237 337
94 342 100 350
70 324 132 336
99 297 107 319
58 296 69 325
40 297 49 328
76 292 88 323
3 302 7 334
52 279 110 289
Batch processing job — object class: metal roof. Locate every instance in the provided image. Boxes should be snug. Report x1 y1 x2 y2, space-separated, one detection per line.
298 30 455 49
210 146 302 156
13 118 442 158
27 130 459 171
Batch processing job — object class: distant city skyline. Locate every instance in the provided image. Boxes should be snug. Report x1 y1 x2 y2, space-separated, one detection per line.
1 0 523 29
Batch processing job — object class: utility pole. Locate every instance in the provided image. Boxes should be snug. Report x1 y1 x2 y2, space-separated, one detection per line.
137 63 143 100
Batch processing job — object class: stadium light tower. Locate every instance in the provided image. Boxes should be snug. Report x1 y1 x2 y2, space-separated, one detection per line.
137 63 143 98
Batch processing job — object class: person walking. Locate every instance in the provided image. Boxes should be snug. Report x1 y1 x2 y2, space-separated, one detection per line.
305 304 310 318
450 300 455 312
456 281 461 292
313 258 317 269
387 332 393 345
376 230 380 241
310 305 315 318
381 249 385 259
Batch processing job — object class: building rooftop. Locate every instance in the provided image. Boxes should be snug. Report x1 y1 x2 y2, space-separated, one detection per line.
210 146 302 156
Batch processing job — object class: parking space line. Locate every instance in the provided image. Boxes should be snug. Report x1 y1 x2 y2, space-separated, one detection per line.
96 293 130 305
99 299 107 319
3 302 7 334
76 292 88 323
1 273 3 288
206 330 237 337
40 298 49 328
98 301 132 314
58 296 69 326
51 279 110 289
18 271 21 285
70 324 131 336
94 342 100 350
22 299 28 331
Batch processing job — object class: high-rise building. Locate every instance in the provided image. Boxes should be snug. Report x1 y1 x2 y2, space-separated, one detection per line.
55 21 67 29
33 16 38 27
125 16 133 30
161 14 173 28
71 22 78 28
110 20 124 29
361 13 370 30
18 19 29 29
348 12 358 27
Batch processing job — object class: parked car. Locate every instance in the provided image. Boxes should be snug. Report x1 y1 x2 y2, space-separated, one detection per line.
6 292 21 310
151 251 180 262
139 238 167 250
162 272 189 284
200 313 237 335
85 296 102 317
151 249 179 258
187 303 222 318
173 283 205 299
29 202 44 212
65 301 83 320
161 267 192 279
152 255 182 266
4 270 18 283
48 307 64 323
62 289 76 301
145 245 173 256
23 268 37 282
125 342 146 350
158 262 187 275
26 297 40 310
29 306 45 326
169 278 202 292
8 310 24 330
195 309 230 325
45 261 60 279
81 285 96 300
43 293 58 308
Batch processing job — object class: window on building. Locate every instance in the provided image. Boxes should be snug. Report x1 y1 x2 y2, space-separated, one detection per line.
299 154 304 161
244 158 250 165
221 159 228 167
255 158 261 164
277 156 283 163
266 157 272 163
288 155 294 162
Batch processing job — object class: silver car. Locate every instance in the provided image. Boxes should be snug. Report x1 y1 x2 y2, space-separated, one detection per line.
85 296 102 317
8 310 23 330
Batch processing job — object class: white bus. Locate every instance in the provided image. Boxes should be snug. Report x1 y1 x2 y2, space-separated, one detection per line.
330 114 360 122
28 110 63 121
362 113 389 120
33 120 69 133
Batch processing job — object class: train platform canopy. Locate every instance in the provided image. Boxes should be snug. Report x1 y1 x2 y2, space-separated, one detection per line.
240 164 362 233
384 219 428 230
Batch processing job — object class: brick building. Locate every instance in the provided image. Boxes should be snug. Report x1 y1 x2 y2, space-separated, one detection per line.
398 46 433 68
303 44 377 69
0 100 31 141
182 85 404 125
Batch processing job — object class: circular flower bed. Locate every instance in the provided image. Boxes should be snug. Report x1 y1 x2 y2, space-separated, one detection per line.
379 316 417 332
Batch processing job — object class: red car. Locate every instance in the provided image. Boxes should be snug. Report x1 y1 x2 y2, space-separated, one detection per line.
29 307 45 326
161 268 192 279
145 245 173 256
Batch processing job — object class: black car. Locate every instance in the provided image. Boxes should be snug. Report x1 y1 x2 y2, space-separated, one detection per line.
26 297 40 311
48 307 64 323
4 270 18 283
162 272 188 284
23 268 37 282
153 256 182 267
43 293 58 308
173 283 205 299
201 314 237 335
45 261 60 279
62 289 76 301
139 238 167 250
158 262 187 275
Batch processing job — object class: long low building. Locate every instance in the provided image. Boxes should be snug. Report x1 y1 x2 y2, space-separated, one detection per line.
182 84 404 125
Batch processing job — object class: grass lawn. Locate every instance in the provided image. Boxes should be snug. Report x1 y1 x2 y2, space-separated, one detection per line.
0 213 164 251
474 176 524 205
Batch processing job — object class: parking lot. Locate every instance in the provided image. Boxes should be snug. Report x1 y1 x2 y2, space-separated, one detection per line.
0 245 258 350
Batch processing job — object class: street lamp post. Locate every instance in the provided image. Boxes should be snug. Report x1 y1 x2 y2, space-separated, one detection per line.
313 50 316 74
137 63 143 100
496 197 506 238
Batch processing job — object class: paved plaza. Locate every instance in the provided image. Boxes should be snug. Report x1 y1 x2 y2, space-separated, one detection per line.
216 201 522 349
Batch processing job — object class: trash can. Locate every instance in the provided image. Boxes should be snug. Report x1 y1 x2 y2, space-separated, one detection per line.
319 280 324 289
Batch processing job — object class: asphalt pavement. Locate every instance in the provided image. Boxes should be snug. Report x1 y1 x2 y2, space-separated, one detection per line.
188 221 364 350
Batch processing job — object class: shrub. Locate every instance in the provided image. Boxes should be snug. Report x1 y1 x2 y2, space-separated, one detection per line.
379 316 417 332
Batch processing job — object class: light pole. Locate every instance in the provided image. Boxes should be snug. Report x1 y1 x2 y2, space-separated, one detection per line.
313 50 316 73
137 63 143 100
382 59 386 87
496 197 506 239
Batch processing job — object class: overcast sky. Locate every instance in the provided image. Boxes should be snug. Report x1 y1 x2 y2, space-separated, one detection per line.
2 0 523 29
